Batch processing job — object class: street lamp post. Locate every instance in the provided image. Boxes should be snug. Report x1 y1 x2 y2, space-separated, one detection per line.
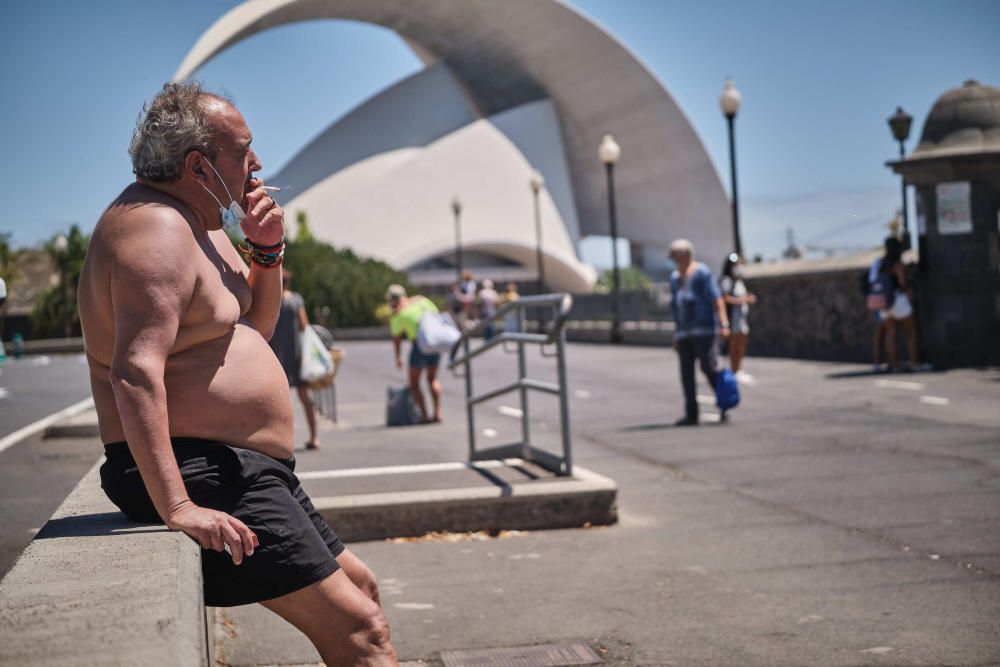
887 107 913 245
719 79 743 257
599 134 623 344
529 169 546 295
451 197 463 282
53 233 71 338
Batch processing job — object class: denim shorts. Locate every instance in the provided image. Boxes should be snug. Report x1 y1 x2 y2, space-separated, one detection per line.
100 437 345 607
408 343 441 370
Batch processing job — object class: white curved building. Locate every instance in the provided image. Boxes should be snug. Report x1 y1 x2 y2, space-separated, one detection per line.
175 0 733 291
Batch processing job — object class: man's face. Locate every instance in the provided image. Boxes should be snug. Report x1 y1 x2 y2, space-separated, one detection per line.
203 99 262 206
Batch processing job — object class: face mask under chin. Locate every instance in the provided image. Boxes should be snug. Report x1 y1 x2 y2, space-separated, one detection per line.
197 158 247 230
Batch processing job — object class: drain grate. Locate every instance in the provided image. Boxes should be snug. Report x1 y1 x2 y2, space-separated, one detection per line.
440 641 602 667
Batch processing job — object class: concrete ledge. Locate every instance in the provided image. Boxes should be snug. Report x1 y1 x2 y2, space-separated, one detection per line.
308 462 618 542
43 409 100 439
0 460 207 666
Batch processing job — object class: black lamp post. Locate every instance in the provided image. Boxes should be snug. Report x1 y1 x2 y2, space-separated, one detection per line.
888 106 913 245
599 134 623 344
451 196 463 282
529 169 546 295
719 78 743 257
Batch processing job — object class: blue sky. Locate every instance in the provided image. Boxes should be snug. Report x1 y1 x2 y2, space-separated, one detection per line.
2 0 998 260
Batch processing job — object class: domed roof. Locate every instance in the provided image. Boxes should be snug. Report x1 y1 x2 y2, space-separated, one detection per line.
910 79 1000 159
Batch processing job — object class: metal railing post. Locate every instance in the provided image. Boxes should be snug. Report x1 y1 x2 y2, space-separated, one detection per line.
517 308 531 459
462 336 475 461
555 318 573 476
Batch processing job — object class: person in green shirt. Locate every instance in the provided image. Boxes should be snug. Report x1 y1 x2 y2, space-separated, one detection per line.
386 284 442 423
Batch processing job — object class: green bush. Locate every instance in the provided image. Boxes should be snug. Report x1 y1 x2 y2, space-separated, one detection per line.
284 238 410 328
594 266 653 294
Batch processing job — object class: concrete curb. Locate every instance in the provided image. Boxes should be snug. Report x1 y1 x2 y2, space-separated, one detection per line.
43 409 100 439
311 464 618 542
0 460 207 666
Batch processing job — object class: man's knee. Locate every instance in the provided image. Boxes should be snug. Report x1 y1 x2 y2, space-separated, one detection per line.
355 608 392 656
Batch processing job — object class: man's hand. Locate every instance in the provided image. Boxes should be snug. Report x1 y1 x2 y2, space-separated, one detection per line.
167 501 258 565
241 178 284 247
747 293 758 305
720 325 731 341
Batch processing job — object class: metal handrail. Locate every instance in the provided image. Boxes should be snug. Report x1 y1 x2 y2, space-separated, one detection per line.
447 293 575 477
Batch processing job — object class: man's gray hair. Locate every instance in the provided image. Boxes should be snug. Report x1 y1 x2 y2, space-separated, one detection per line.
129 82 225 182
669 238 695 257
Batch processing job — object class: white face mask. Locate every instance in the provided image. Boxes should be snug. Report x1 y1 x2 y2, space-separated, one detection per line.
197 158 246 229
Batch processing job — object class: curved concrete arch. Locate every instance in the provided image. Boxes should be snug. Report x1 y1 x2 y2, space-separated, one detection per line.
175 0 733 270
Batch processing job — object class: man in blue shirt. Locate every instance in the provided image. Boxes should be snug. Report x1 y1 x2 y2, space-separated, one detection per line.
669 239 730 426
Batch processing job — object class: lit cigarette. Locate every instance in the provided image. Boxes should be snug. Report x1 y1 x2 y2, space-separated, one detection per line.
262 186 281 192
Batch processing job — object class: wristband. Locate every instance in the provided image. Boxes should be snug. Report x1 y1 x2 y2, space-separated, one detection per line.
239 237 285 268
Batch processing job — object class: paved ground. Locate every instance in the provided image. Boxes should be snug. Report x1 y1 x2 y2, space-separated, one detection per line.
2 345 999 665
0 354 100 576
218 342 1000 666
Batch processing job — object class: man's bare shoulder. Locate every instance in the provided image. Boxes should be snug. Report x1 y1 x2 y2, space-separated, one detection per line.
93 186 197 265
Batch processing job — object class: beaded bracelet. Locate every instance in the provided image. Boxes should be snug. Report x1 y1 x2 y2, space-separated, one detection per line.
240 238 285 269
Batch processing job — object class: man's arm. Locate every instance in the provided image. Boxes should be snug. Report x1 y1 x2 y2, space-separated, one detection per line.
238 179 286 340
108 213 256 565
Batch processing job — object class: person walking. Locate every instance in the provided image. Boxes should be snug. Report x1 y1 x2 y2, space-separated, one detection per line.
477 279 499 339
386 284 443 423
268 268 320 450
720 253 757 383
500 282 520 333
668 239 730 426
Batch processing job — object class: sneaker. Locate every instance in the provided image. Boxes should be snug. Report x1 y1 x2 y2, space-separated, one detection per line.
735 370 755 385
674 416 698 427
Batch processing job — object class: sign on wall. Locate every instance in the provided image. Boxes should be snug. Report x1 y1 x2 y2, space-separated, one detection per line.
935 181 973 235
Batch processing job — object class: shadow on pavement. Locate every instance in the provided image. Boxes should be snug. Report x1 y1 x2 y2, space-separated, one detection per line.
35 512 166 539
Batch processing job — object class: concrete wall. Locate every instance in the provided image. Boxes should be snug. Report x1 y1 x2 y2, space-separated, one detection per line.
742 255 879 363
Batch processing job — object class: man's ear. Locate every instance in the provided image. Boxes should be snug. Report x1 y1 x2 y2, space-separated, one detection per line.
184 151 209 185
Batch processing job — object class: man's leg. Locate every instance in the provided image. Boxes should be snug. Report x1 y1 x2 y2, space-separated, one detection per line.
676 338 698 422
695 336 719 388
408 367 428 421
426 364 442 422
296 386 320 449
336 548 382 606
261 569 397 666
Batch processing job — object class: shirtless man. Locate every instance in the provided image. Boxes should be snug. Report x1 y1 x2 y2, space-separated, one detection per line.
77 83 397 666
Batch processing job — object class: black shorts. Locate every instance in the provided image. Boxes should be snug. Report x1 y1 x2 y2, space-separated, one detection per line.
99 437 345 607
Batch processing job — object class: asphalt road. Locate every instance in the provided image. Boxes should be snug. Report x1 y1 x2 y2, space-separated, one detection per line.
0 354 102 577
219 341 1000 667
3 345 999 665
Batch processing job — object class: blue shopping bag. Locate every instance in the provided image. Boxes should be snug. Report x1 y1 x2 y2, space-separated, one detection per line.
716 368 740 411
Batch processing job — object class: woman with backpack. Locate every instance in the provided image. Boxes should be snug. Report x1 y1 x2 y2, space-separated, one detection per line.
720 253 757 383
869 237 919 372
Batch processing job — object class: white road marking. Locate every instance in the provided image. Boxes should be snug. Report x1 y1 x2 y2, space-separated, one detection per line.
27 355 51 367
920 395 950 406
297 458 520 481
574 389 591 399
497 405 524 418
482 428 499 438
0 388 9 399
0 396 95 455
393 602 435 611
874 379 924 391
696 394 715 406
860 647 895 655
702 413 721 423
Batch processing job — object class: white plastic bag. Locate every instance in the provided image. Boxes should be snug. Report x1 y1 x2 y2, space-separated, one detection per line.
890 293 913 320
300 325 335 386
416 312 461 354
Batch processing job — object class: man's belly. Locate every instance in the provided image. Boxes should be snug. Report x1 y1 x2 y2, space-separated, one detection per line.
93 324 294 459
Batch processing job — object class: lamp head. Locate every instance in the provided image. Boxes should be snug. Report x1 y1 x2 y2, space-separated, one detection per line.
720 78 741 117
887 106 913 143
598 134 621 166
451 197 462 216
529 169 545 193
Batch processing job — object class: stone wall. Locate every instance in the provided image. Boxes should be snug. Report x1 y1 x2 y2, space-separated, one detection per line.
742 253 880 363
